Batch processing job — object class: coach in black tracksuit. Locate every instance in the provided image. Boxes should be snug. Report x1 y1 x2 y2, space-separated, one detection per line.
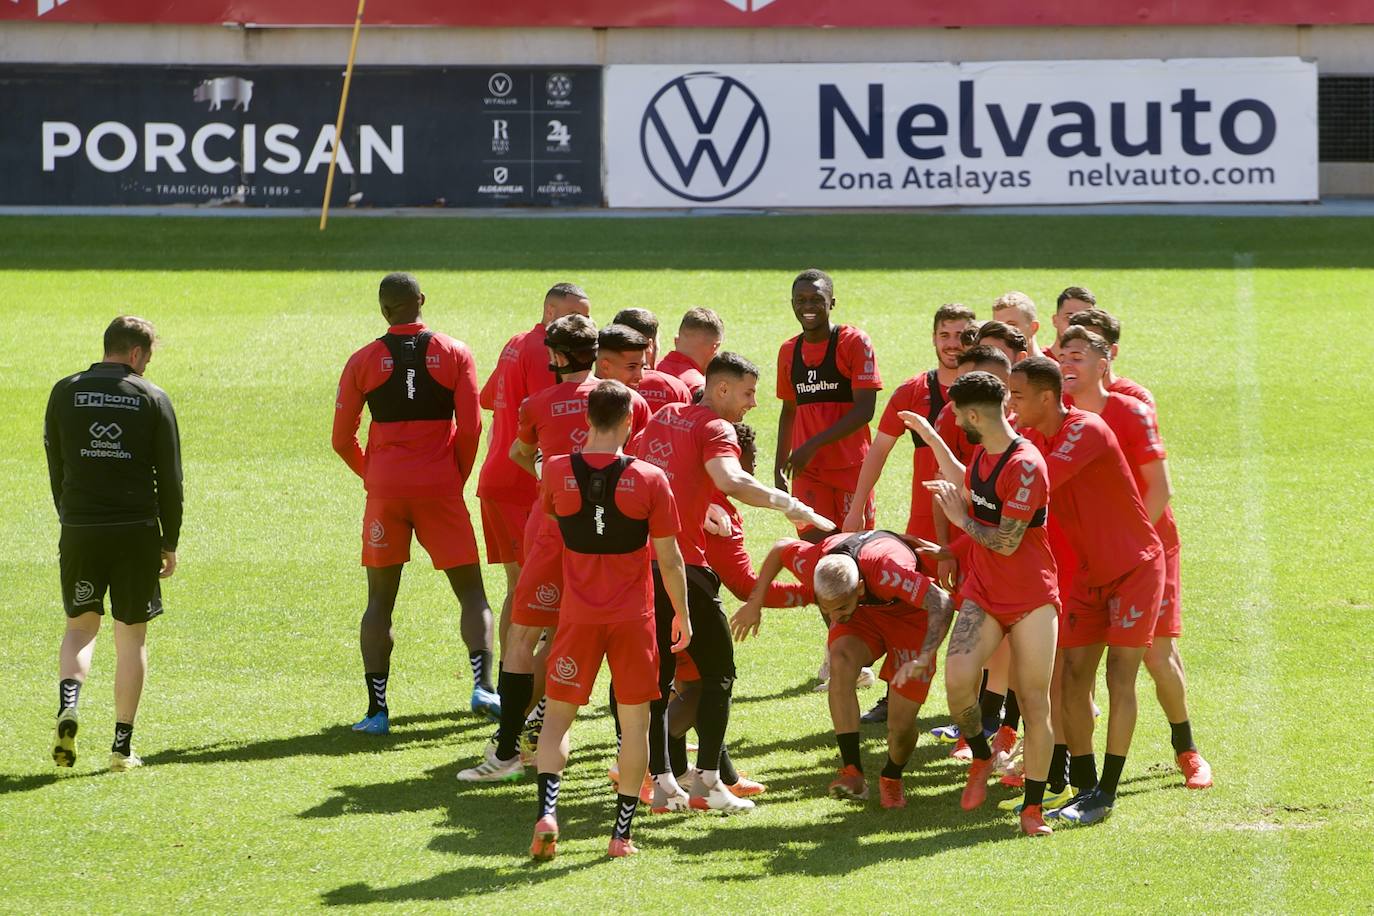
43 316 182 771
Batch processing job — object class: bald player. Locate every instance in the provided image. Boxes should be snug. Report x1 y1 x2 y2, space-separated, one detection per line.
991 292 1046 360
656 308 725 398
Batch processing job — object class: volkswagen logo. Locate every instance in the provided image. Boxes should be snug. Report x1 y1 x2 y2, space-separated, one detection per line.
640 72 769 203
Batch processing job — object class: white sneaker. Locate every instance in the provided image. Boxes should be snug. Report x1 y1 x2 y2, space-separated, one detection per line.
855 667 877 690
456 742 523 782
109 751 143 771
650 776 692 813
703 779 754 813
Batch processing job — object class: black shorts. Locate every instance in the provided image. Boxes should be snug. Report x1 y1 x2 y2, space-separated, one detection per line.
59 522 163 625
652 564 736 686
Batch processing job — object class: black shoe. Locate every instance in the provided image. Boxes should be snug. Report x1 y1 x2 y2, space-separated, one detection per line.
860 695 888 725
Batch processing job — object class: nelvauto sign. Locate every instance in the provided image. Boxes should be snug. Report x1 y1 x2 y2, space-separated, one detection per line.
606 59 1317 207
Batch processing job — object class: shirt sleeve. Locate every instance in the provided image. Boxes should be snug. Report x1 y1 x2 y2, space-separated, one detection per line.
1125 399 1167 464
647 469 679 538
840 327 882 390
778 539 817 586
539 464 557 515
479 362 500 412
1045 414 1115 491
700 417 741 463
331 350 367 479
997 448 1049 523
153 389 185 551
451 342 482 482
627 395 652 454
44 380 64 514
877 379 916 438
775 340 795 402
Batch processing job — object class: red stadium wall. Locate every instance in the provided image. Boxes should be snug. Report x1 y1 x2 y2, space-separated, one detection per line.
3 0 1373 27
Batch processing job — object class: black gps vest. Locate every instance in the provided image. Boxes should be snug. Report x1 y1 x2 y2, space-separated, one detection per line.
968 440 1047 528
791 327 853 405
557 454 650 555
365 331 455 423
823 529 916 607
910 369 946 450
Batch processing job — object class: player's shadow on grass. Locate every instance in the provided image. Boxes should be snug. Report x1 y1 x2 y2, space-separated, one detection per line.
144 711 490 768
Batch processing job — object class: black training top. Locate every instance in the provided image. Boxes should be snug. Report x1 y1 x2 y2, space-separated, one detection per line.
44 362 183 550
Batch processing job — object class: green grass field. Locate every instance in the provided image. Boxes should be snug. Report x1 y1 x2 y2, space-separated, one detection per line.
1 213 1371 913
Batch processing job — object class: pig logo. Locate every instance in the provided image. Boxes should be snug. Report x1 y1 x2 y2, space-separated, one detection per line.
193 77 255 112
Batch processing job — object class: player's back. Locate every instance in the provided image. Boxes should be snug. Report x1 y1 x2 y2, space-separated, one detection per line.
637 368 693 414
632 401 737 566
1099 392 1179 550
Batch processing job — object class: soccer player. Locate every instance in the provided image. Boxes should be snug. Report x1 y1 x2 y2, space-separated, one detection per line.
45 316 182 771
477 283 590 649
775 269 882 541
1057 327 1212 790
844 302 973 723
732 530 954 809
529 380 692 861
611 309 694 412
991 291 1046 359
898 373 1061 836
633 352 833 813
333 273 495 734
1067 307 1156 406
1047 285 1098 361
459 315 652 782
656 307 725 397
660 423 811 801
1010 356 1166 826
975 320 1029 366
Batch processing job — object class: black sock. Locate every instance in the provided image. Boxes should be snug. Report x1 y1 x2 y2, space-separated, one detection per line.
58 678 81 715
1048 744 1070 793
880 756 904 780
365 671 388 717
537 772 560 819
1170 719 1196 755
979 689 1005 736
1002 690 1021 732
718 744 739 786
1069 753 1098 794
609 681 621 740
836 731 862 772
613 793 638 840
1098 753 1126 800
668 733 689 779
968 730 993 760
112 722 133 756
469 650 494 693
1023 778 1047 808
496 670 534 760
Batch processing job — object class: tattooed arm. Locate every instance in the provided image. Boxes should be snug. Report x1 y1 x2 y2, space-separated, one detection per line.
891 584 957 687
927 479 1029 557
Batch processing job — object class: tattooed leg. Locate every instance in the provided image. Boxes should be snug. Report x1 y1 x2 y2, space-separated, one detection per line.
943 599 1005 760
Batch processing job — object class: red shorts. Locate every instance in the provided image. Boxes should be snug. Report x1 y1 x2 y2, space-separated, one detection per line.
545 615 661 706
511 513 563 627
361 495 478 569
828 605 934 703
480 498 531 566
1154 547 1182 639
1059 551 1166 650
792 468 874 535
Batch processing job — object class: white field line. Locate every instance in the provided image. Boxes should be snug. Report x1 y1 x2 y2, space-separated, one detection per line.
1232 251 1286 906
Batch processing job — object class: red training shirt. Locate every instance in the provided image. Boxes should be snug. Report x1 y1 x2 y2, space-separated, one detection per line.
1110 375 1155 407
1098 393 1179 551
333 322 481 499
778 532 930 611
478 323 557 504
878 371 949 527
959 440 1060 618
1021 407 1162 587
776 325 882 472
541 453 678 624
517 378 651 482
656 350 705 396
637 368 694 414
630 402 739 567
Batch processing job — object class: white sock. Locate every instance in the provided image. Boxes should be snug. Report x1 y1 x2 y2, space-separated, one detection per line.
654 773 683 796
698 768 721 789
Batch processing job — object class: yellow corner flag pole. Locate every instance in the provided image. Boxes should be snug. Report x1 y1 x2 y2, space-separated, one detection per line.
320 0 368 231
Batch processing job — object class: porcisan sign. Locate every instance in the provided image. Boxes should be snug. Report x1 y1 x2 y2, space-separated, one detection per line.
605 58 1317 207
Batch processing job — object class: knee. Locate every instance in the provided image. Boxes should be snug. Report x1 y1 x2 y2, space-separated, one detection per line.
943 656 981 694
1105 653 1141 692
829 645 862 677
